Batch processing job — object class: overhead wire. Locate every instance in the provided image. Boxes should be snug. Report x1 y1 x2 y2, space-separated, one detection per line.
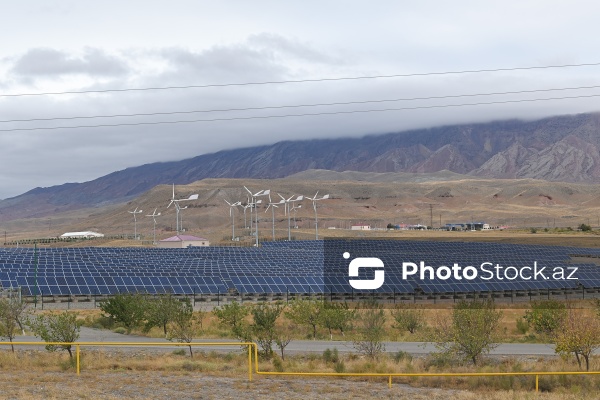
2 61 600 98
2 84 600 124
2 92 600 132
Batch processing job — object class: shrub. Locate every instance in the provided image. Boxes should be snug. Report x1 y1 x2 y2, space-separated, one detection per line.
524 300 566 337
272 356 284 372
579 223 592 232
334 360 346 373
516 317 529 334
323 347 339 363
393 350 412 363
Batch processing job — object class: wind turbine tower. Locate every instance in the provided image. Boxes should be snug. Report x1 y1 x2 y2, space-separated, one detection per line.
307 192 330 240
167 184 199 235
128 207 143 240
244 186 270 246
225 200 241 240
145 208 161 244
266 197 285 241
278 194 303 240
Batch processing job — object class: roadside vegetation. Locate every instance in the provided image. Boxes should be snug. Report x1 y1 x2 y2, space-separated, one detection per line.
1 296 600 395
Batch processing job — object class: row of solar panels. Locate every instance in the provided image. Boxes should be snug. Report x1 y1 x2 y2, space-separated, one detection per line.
1 240 600 295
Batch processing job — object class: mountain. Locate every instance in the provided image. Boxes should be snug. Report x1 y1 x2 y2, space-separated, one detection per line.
3 112 600 222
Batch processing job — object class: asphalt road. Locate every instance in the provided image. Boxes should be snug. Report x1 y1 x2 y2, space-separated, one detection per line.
3 327 564 356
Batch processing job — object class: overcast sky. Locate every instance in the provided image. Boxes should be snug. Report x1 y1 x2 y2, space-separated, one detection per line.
2 1 600 199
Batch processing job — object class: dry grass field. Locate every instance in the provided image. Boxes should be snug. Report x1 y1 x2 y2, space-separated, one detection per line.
0 348 599 399
5 175 600 246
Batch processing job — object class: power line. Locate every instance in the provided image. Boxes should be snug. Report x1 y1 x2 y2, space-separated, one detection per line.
3 84 600 124
1 92 599 133
2 62 600 98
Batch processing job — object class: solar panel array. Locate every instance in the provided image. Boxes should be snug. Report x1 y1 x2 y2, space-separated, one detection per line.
324 240 600 293
0 240 599 296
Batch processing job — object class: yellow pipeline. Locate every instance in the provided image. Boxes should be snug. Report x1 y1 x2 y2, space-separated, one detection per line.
4 341 600 393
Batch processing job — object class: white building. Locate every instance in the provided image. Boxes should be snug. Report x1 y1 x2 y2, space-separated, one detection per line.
351 225 371 231
157 235 210 248
60 231 104 239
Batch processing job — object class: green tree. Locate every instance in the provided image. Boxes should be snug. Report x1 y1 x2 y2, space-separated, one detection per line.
251 302 283 358
99 292 148 334
167 299 197 358
319 302 355 339
391 304 424 334
0 297 28 352
432 300 502 365
275 323 295 361
554 309 600 371
145 294 183 336
524 300 567 337
213 300 250 341
352 301 386 359
285 299 323 339
579 223 592 232
27 311 81 359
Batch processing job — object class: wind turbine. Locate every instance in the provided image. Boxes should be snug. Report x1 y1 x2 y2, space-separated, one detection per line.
306 192 330 240
278 194 304 240
167 184 199 235
240 198 251 229
266 197 285 241
128 207 143 240
225 200 241 240
244 186 270 246
290 204 302 229
145 208 161 244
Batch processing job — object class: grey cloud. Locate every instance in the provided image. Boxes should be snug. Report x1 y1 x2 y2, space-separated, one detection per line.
246 33 342 64
10 47 129 78
156 44 288 84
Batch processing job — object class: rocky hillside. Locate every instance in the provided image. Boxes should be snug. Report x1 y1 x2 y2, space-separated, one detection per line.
3 112 600 222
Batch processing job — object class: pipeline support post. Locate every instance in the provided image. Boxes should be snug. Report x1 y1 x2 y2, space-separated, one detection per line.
76 345 80 376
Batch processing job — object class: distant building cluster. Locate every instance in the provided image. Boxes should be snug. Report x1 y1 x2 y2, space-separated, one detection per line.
444 222 491 231
60 231 104 239
158 235 210 248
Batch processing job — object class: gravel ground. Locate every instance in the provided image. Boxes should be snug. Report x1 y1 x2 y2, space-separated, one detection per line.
0 371 467 400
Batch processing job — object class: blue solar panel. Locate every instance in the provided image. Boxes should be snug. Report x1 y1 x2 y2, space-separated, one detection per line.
1 240 600 296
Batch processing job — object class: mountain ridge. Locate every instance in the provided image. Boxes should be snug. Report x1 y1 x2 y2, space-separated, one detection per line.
3 112 600 222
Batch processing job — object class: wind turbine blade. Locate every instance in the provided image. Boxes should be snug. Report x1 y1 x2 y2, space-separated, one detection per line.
172 184 175 200
314 191 319 199
244 186 252 195
278 193 286 201
167 200 174 209
295 195 304 201
188 194 199 200
225 200 232 206
287 195 294 202
322 194 330 199
263 190 271 195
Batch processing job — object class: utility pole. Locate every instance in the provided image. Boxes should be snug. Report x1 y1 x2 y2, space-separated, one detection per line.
429 204 433 229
